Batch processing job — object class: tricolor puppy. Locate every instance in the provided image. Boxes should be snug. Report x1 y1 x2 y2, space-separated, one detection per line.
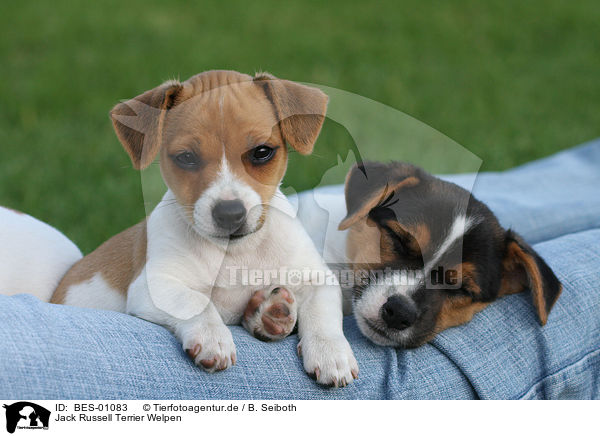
339 161 562 347
51 70 358 387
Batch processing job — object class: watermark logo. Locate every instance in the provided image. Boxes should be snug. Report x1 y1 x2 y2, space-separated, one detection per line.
227 265 462 289
2 402 50 434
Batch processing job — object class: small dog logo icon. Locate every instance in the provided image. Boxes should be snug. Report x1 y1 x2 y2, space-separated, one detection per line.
3 402 50 434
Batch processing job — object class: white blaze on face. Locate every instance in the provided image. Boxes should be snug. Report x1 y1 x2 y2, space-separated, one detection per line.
424 214 476 273
192 155 263 237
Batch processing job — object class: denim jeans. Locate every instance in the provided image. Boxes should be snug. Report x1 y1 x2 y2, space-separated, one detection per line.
1 139 599 399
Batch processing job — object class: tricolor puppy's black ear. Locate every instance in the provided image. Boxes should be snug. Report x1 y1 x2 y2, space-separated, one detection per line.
254 72 328 155
110 80 186 170
500 230 562 325
338 162 420 231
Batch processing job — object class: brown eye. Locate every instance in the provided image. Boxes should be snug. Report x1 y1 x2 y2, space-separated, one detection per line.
250 145 276 164
173 151 199 170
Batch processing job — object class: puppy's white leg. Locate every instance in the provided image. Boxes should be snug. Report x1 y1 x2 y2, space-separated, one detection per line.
297 283 359 387
127 270 236 372
175 305 237 372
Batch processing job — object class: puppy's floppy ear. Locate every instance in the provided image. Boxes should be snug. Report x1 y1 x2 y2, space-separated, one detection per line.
254 72 328 155
338 162 420 230
500 230 562 325
110 80 186 170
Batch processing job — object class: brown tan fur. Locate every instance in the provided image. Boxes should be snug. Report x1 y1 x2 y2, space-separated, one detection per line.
407 223 431 254
52 221 147 303
434 297 490 334
457 262 481 295
428 262 486 334
499 240 556 325
345 216 388 269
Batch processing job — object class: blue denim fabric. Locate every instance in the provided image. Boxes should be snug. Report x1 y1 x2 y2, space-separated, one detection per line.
444 138 600 245
1 139 599 399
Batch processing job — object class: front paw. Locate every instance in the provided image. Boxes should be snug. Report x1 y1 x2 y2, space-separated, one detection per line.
298 334 359 387
242 287 297 342
182 324 237 373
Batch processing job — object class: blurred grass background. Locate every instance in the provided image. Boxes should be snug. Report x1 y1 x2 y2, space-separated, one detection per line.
1 0 599 253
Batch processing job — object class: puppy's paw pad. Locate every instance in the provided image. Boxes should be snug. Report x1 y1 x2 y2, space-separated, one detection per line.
299 335 359 388
242 287 297 341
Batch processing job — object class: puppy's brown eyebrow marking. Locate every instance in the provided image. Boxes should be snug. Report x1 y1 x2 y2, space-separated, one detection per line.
406 223 431 253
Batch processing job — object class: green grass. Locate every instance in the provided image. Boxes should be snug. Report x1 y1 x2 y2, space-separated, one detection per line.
1 0 599 253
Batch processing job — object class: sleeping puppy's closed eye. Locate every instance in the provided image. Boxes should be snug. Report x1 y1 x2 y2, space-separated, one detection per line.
339 162 562 348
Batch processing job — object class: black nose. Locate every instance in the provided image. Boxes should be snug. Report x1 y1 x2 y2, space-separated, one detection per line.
381 295 418 330
212 200 246 232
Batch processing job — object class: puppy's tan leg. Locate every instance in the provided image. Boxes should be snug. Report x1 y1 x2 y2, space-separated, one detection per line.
242 287 297 342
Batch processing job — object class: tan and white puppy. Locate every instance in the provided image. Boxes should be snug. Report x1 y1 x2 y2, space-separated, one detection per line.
51 70 358 387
